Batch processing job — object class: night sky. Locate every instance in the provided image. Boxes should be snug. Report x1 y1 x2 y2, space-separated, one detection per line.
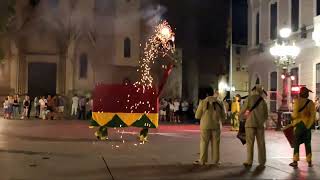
232 0 248 45
159 0 247 48
159 0 230 49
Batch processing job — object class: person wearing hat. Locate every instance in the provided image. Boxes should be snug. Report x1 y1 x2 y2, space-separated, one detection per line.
289 87 316 167
231 95 241 131
193 88 226 165
240 85 268 168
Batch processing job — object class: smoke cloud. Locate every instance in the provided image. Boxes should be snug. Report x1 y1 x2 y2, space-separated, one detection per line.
141 4 167 27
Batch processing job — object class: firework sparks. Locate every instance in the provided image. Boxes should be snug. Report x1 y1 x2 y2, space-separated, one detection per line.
124 21 176 114
134 20 175 90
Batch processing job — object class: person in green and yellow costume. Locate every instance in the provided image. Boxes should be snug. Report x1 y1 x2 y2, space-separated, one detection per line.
289 87 316 168
231 95 241 131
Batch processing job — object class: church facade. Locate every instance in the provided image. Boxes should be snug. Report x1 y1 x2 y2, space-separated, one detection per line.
0 0 146 97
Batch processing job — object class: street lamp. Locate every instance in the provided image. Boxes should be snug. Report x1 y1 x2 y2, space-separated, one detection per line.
269 27 301 130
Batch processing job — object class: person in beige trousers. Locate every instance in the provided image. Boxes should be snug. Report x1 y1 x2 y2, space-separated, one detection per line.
240 85 268 168
194 90 226 165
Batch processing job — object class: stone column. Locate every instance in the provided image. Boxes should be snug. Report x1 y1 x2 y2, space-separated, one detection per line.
58 53 66 95
65 53 74 96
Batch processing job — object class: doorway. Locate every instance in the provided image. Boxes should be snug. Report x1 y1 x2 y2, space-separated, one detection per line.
28 62 57 98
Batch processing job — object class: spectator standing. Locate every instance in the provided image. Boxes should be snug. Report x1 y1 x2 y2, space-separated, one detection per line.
27 95 32 119
78 96 86 120
86 98 93 120
21 96 30 119
7 96 14 119
159 98 168 121
34 96 40 118
168 99 175 123
46 95 54 118
39 96 47 120
181 99 189 122
12 96 19 119
71 94 79 116
3 97 9 119
173 98 181 123
231 96 241 131
57 95 65 119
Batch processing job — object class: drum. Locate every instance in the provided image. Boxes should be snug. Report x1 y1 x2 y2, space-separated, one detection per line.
282 124 294 148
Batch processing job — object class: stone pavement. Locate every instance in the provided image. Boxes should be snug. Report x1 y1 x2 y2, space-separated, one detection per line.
0 119 320 180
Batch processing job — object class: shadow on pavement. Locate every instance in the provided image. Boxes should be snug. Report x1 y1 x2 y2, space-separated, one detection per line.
108 164 253 180
0 148 85 158
0 132 97 142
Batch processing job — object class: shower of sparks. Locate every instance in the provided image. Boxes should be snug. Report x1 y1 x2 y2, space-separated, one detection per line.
134 20 175 90
126 20 176 114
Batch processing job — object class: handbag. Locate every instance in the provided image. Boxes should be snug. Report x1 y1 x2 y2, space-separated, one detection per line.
237 120 246 145
282 124 294 148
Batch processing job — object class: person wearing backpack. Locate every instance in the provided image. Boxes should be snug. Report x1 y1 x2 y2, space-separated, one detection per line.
193 88 226 166
240 85 268 168
289 87 316 168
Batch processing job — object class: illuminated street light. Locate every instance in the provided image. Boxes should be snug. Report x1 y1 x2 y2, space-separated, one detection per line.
270 28 300 69
269 28 301 130
279 27 292 38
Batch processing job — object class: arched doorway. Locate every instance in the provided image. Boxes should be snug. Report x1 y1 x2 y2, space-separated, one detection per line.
28 62 57 97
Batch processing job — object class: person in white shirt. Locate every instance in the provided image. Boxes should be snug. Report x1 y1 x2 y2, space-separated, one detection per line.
169 99 175 122
3 97 9 119
159 98 168 121
173 98 181 123
39 96 47 120
71 94 79 116
181 100 189 122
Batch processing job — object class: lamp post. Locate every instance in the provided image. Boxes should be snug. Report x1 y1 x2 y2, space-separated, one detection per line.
269 27 301 130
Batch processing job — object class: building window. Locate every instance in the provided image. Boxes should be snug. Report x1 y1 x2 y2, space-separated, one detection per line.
317 0 320 16
255 12 260 45
255 77 260 85
290 67 299 85
124 37 131 58
79 53 88 79
291 0 299 32
270 71 277 113
270 2 277 40
235 47 241 55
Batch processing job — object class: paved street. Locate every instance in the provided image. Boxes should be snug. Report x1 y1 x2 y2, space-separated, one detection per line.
0 119 320 180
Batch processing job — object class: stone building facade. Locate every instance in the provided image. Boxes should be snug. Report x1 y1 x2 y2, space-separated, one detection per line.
0 0 181 98
231 44 249 97
245 0 320 112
